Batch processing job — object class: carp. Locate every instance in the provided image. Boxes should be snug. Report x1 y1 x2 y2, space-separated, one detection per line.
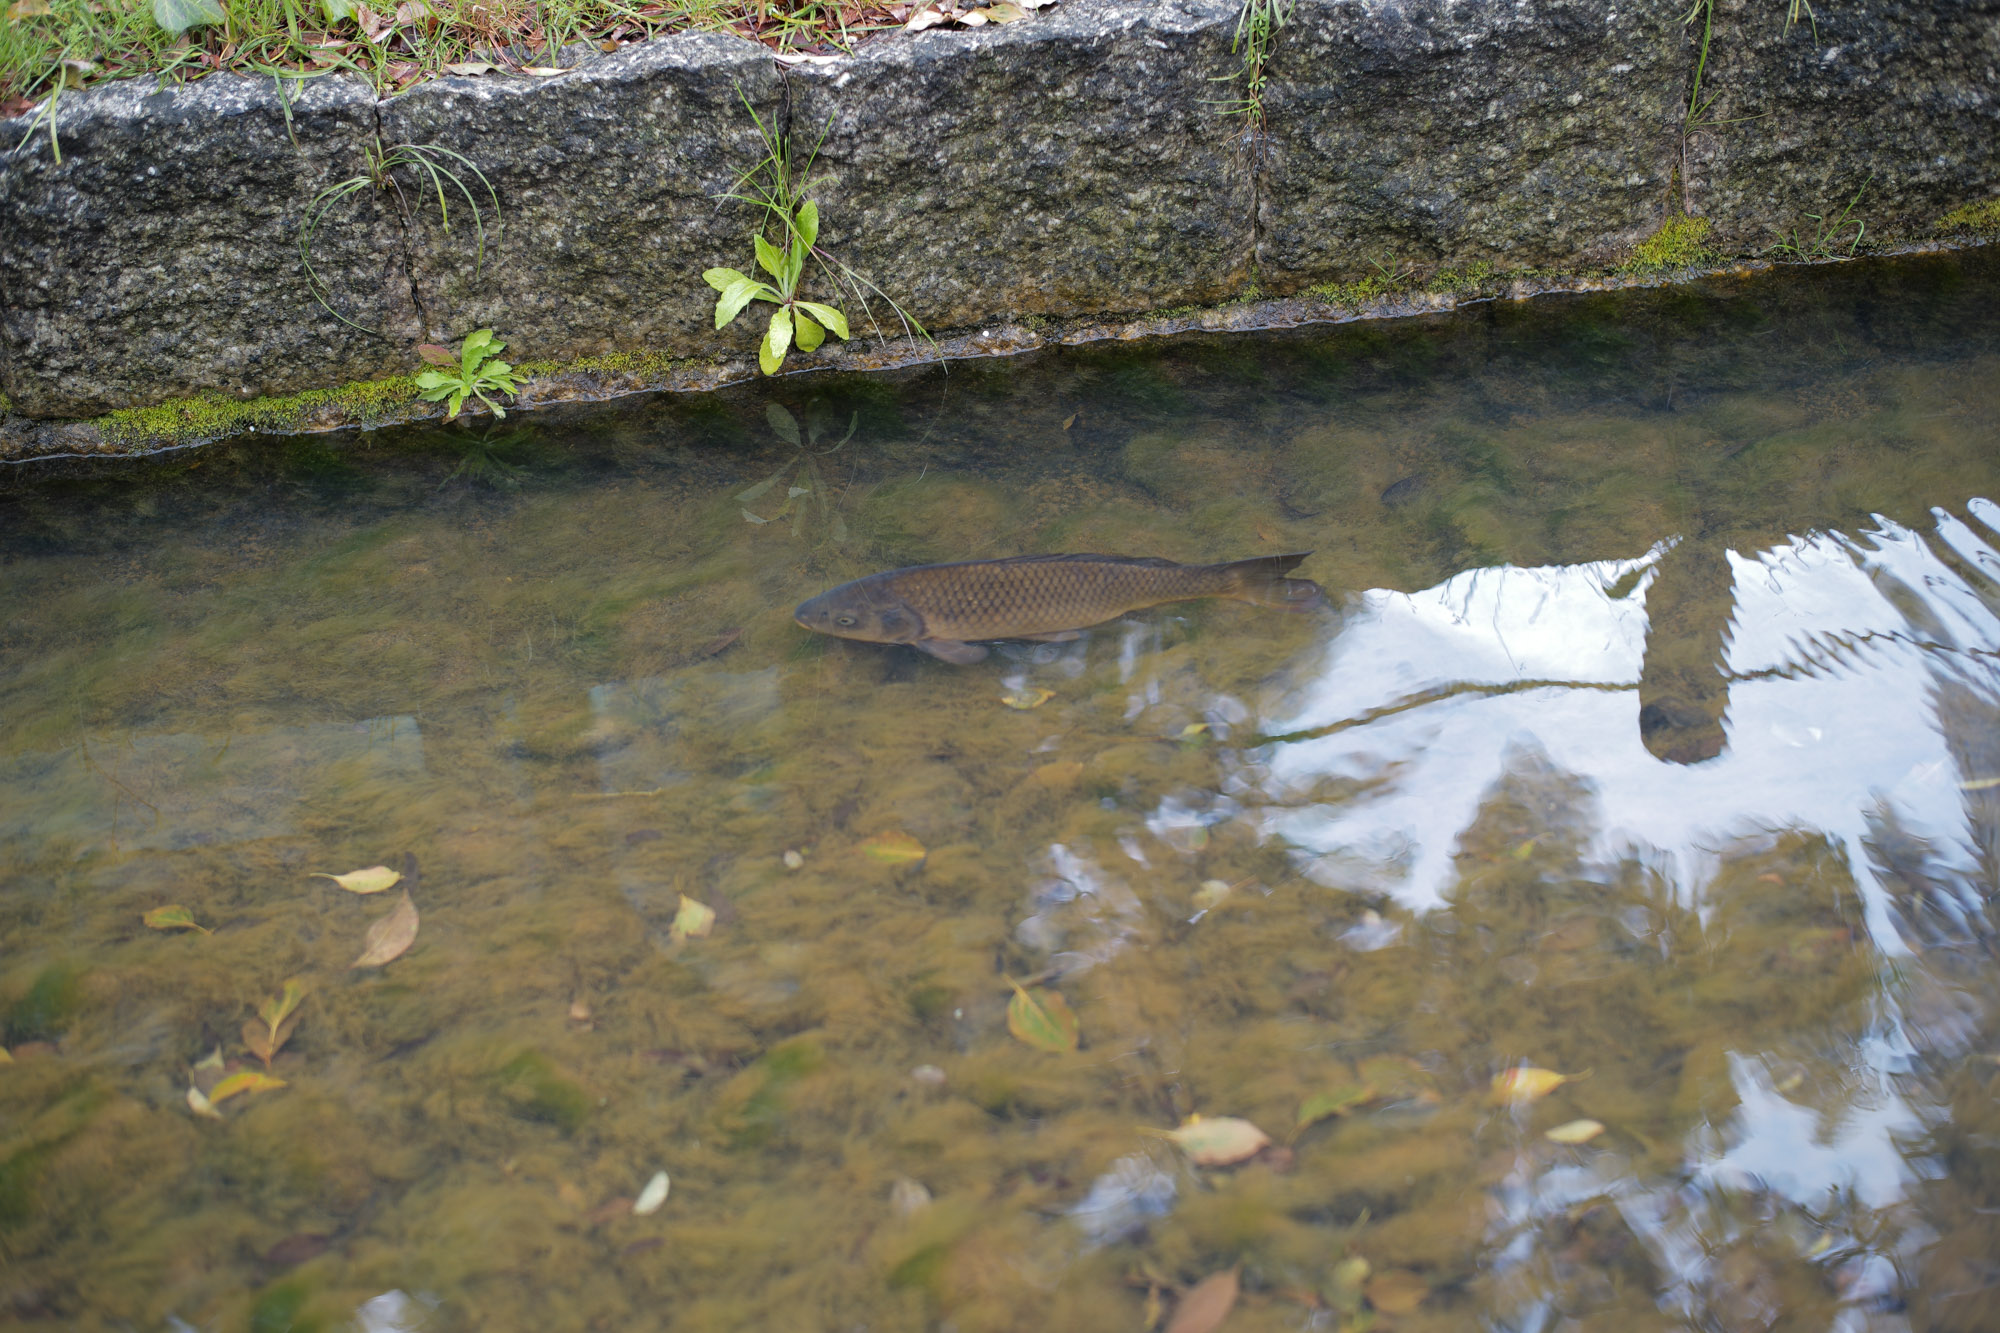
793 552 1322 663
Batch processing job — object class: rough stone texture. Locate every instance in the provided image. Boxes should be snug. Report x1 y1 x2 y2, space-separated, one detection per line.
1258 0 1690 290
1684 0 2000 251
380 37 781 359
0 75 416 418
787 0 1256 329
0 0 1996 420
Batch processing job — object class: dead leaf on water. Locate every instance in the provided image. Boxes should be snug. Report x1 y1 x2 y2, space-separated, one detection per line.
310 865 401 894
0 1048 12 1064
861 831 927 866
352 890 419 968
1161 1115 1270 1167
1006 981 1079 1053
1061 412 1077 430
209 1070 287 1103
1960 775 2000 790
1544 1118 1606 1144
999 687 1054 710
1166 1267 1239 1333
783 849 805 869
186 1084 224 1119
1492 1065 1571 1104
1366 1268 1429 1314
669 894 715 944
259 977 306 1032
143 904 211 934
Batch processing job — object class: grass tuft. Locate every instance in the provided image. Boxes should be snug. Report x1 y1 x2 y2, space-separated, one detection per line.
0 0 909 109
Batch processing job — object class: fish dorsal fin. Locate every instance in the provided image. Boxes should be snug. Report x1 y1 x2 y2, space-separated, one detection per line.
971 553 1184 570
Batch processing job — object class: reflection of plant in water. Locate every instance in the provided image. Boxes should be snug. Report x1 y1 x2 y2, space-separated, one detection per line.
439 424 536 489
737 402 856 541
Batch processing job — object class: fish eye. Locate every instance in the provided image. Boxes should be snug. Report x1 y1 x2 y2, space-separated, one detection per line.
835 615 857 628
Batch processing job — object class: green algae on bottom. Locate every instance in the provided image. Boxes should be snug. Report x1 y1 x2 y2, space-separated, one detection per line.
0 253 1998 1331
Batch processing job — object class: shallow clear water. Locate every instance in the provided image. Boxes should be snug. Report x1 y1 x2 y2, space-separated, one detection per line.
5 252 2000 1333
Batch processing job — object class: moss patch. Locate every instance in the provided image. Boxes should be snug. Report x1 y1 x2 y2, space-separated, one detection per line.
1623 215 1722 274
97 376 426 448
1938 198 2000 238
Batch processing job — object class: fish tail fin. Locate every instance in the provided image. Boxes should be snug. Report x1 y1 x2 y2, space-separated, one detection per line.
1214 552 1325 613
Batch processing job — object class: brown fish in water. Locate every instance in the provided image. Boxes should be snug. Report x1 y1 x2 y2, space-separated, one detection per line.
793 552 1322 663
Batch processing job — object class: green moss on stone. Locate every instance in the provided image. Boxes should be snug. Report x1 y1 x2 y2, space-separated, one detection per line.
1623 215 1722 274
1937 198 2000 237
97 376 424 448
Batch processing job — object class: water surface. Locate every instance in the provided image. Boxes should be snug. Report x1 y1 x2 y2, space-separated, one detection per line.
4 252 2000 1333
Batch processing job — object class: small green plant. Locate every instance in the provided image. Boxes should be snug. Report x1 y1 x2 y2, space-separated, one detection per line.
415 329 520 421
706 101 853 375
706 90 929 376
1209 0 1292 131
300 139 499 334
1769 175 1873 261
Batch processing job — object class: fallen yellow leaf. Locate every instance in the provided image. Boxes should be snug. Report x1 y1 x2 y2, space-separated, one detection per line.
999 687 1054 710
143 904 211 934
861 831 927 866
1005 982 1079 1053
1492 1066 1570 1104
310 865 401 894
1162 1114 1270 1167
1544 1118 1605 1144
209 1070 287 1103
186 1084 224 1119
669 894 715 944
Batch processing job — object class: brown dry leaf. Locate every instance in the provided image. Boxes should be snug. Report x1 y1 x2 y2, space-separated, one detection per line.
353 890 419 968
1062 412 1077 430
520 64 566 75
1163 1115 1270 1167
1167 1267 1240 1333
443 60 494 75
985 1 1026 18
696 627 745 658
905 4 946 26
1366 1268 1429 1314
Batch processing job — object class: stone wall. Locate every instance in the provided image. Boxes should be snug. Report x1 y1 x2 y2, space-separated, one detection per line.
1 0 1994 419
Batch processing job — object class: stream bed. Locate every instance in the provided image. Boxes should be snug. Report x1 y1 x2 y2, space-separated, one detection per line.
4 251 2000 1332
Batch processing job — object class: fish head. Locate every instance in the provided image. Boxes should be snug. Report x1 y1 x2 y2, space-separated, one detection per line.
794 583 923 644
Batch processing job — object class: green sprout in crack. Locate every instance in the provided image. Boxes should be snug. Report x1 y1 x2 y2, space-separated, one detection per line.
707 89 931 376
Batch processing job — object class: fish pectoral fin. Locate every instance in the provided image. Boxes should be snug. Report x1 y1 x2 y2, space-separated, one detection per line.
914 638 989 665
1014 630 1082 643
